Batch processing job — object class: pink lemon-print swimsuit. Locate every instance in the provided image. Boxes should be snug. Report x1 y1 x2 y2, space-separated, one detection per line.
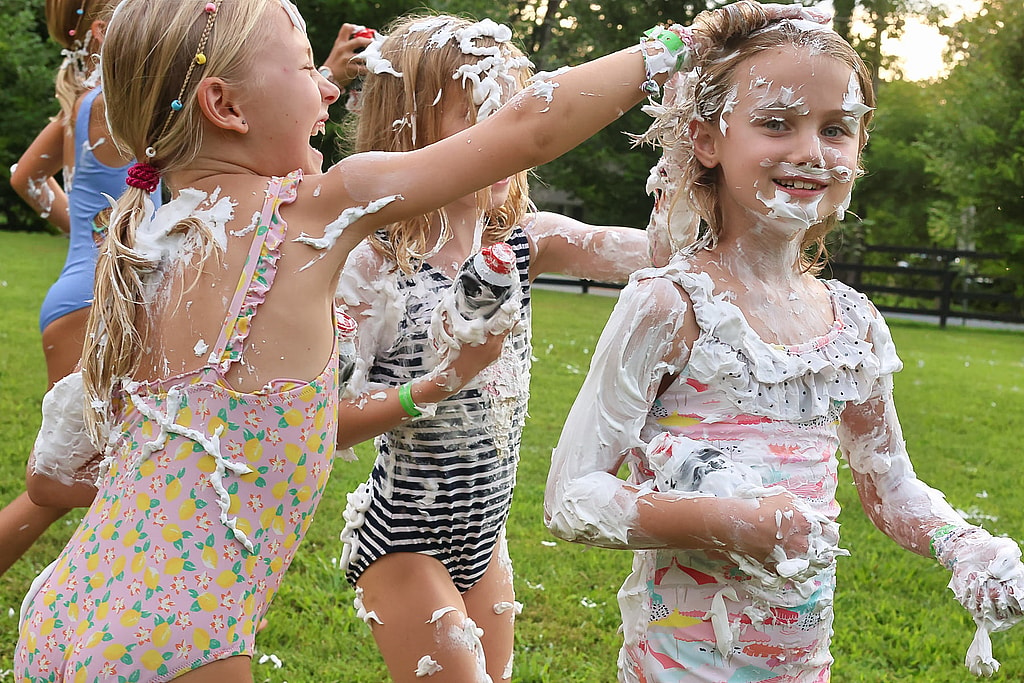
16 171 340 682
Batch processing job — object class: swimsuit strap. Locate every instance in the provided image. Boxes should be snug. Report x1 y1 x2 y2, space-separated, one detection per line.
210 171 302 373
74 88 102 151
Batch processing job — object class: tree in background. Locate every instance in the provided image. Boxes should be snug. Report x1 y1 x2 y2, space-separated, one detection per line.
311 0 709 229
925 0 1023 294
851 78 945 248
0 0 63 231
3 0 1019 302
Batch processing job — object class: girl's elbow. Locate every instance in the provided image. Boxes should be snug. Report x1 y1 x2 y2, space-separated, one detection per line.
27 472 95 509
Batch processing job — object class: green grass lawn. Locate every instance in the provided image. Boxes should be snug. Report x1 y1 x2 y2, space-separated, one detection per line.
0 230 1022 681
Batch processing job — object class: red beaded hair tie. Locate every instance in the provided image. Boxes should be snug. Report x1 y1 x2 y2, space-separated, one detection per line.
126 162 161 194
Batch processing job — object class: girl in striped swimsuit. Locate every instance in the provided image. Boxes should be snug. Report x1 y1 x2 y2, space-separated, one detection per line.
334 15 651 683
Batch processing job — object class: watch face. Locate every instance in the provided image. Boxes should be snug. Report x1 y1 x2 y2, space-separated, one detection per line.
318 66 335 81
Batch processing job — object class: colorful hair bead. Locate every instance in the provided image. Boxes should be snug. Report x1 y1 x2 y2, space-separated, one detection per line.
151 0 222 148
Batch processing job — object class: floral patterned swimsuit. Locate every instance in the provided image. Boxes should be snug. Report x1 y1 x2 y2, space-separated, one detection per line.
15 172 340 682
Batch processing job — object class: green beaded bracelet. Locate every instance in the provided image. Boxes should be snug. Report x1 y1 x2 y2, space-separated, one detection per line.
398 382 422 418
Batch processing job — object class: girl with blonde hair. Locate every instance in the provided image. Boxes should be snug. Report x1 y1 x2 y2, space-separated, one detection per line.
334 14 649 682
545 3 1024 680
14 0 708 680
3 0 157 576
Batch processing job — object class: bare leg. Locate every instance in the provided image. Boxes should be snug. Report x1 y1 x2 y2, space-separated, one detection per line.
172 655 253 683
0 493 69 575
40 307 89 389
356 552 491 682
463 535 517 682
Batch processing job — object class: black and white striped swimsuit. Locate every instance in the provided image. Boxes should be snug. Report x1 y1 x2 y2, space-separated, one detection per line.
343 228 532 591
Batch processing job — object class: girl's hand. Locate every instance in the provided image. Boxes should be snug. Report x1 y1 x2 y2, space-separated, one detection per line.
321 23 374 89
419 326 510 399
739 491 813 560
933 527 1024 675
936 527 1024 625
725 491 841 578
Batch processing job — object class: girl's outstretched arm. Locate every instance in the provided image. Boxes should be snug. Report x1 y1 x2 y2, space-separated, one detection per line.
839 388 1024 674
11 118 70 235
313 42 661 238
526 212 650 284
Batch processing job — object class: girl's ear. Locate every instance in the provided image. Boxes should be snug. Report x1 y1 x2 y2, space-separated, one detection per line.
195 77 248 134
690 119 719 169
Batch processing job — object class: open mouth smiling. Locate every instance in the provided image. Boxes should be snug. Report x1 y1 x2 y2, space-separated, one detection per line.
774 178 826 191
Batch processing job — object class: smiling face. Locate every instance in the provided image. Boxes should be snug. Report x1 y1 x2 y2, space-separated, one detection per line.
237 4 339 174
693 43 868 238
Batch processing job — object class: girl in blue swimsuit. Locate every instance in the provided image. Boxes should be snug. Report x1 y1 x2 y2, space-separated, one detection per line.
4 0 160 576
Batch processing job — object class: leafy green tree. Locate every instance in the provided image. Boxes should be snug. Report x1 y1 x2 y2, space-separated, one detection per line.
852 78 945 248
925 0 1024 289
0 0 63 232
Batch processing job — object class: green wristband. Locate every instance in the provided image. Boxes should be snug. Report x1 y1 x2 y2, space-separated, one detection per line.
398 382 422 418
643 26 685 55
929 523 960 557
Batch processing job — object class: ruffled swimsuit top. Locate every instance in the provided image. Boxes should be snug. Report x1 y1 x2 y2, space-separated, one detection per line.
638 260 903 516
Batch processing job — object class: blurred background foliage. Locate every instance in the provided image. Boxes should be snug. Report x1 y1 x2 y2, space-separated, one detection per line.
1 0 1020 291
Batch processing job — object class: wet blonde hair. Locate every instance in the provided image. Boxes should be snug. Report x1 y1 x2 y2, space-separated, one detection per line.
648 1 875 273
45 0 118 125
83 0 275 445
355 14 532 274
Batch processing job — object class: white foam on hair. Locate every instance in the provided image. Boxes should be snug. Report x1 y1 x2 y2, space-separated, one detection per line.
450 19 533 121
720 84 739 135
363 32 402 77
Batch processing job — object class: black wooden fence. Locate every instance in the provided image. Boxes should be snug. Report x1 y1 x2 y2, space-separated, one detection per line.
828 246 1023 328
535 246 1024 329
